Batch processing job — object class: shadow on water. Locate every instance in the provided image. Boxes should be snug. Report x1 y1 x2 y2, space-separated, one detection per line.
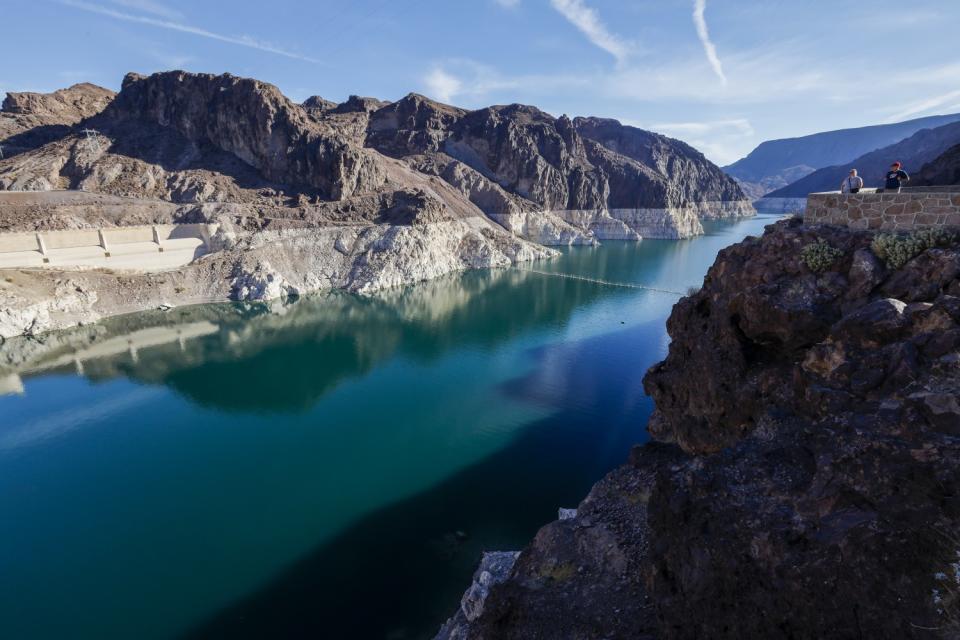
183 321 662 640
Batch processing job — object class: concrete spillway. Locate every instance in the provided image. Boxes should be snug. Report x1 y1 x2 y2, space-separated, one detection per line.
0 223 217 271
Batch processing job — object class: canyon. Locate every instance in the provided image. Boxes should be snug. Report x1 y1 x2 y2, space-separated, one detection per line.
0 71 753 338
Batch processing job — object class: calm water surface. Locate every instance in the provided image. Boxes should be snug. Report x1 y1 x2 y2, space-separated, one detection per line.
0 214 780 640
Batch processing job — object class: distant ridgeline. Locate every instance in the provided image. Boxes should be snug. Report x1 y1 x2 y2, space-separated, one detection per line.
725 113 960 206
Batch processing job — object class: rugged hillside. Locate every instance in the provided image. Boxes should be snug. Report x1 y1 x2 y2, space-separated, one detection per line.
440 218 960 639
917 143 960 186
0 71 753 337
769 120 960 197
727 113 960 198
0 83 115 157
0 71 752 243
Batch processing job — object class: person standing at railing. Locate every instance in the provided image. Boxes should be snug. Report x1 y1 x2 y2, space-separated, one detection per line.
883 162 910 193
840 169 863 194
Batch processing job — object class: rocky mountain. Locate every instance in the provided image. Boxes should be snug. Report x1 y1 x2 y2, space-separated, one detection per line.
917 143 960 186
768 120 960 197
727 113 960 198
439 218 960 639
0 71 752 337
0 71 751 243
0 83 115 157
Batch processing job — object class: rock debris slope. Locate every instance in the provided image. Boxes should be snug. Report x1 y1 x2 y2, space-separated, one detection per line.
440 218 960 639
0 71 751 337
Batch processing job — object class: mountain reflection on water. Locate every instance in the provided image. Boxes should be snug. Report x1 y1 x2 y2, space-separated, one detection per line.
0 214 781 640
4 244 676 413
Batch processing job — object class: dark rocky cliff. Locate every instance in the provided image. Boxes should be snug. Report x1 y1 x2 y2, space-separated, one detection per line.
440 219 960 639
918 144 960 186
1 71 751 220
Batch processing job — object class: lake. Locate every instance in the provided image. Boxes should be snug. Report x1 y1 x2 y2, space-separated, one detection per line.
0 213 780 640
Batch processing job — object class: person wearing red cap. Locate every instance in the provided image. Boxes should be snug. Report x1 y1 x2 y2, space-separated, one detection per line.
884 162 910 192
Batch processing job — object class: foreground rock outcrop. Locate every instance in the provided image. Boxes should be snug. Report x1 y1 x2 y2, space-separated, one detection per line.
441 219 960 639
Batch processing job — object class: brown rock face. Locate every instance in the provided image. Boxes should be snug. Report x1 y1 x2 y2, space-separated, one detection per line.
0 83 115 156
103 72 386 200
574 117 747 213
2 83 115 120
444 219 960 639
916 143 960 186
1 71 751 223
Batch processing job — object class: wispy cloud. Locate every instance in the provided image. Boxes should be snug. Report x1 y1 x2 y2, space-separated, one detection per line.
493 0 521 8
549 0 631 66
420 59 590 107
640 118 753 165
647 118 753 137
692 0 726 85
108 0 182 20
61 0 322 63
143 47 194 69
424 68 464 103
885 88 960 123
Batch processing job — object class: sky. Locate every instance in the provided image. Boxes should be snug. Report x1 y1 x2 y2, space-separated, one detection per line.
4 0 960 165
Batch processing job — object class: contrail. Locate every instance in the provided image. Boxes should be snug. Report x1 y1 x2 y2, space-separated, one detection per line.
693 0 727 85
550 0 631 66
61 0 322 64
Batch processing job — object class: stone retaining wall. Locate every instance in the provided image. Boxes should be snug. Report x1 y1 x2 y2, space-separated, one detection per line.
804 191 960 231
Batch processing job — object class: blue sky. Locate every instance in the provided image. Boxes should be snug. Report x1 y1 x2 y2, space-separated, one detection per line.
4 0 960 165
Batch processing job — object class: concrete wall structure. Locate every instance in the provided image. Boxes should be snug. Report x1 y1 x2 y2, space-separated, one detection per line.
804 190 960 231
0 223 217 271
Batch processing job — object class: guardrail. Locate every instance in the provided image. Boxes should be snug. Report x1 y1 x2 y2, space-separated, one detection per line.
804 191 960 231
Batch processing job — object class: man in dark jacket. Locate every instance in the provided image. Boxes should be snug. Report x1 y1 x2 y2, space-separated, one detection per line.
884 162 910 192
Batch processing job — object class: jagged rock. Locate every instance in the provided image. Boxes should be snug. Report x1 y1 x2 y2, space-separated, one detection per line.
916 143 960 186
103 72 387 200
2 70 751 233
332 95 391 114
301 95 337 113
846 247 885 301
575 117 747 214
230 260 298 301
436 552 520 639
446 220 960 639
1 83 115 157
0 70 754 336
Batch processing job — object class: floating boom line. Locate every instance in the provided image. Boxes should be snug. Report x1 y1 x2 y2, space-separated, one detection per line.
513 267 686 296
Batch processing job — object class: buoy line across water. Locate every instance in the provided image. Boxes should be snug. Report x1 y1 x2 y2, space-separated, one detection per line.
512 267 687 296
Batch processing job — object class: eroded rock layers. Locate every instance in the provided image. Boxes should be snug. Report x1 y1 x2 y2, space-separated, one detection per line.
0 71 751 239
0 71 752 337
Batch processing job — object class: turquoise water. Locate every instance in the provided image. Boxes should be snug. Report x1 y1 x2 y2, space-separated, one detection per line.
0 214 779 640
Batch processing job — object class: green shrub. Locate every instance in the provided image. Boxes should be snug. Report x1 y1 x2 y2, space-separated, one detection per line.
871 229 958 270
800 240 845 273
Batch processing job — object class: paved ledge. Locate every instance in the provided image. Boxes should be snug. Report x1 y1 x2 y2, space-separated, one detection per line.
804 190 960 231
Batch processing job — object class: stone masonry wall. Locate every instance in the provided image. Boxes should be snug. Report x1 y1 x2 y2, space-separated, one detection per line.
805 191 960 231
